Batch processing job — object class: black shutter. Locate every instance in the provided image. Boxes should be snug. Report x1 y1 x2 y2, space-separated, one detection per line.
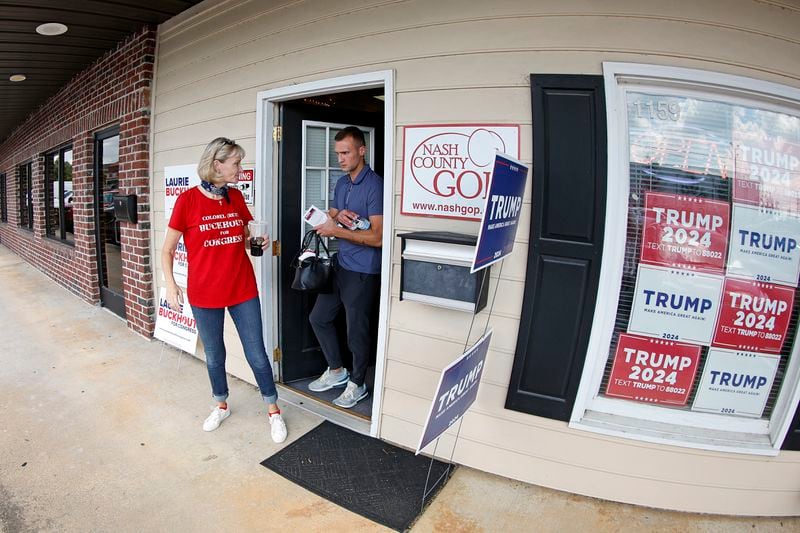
504 75 607 421
781 400 800 450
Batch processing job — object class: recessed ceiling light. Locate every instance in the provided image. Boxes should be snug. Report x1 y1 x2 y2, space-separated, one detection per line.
36 22 68 36
9 74 26 82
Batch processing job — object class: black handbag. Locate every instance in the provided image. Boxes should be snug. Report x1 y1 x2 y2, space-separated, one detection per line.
291 229 333 292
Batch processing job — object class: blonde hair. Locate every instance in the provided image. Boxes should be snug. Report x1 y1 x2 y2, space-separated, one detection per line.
197 137 245 183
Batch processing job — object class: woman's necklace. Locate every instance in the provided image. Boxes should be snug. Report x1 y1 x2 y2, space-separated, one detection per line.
200 180 230 204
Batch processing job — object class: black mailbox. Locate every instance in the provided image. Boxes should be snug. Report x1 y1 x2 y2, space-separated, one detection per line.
112 194 138 224
399 231 489 314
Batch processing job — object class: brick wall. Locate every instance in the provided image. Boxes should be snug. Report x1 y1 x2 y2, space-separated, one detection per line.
0 27 156 337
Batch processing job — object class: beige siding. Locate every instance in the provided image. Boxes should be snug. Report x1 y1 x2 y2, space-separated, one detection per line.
152 0 800 515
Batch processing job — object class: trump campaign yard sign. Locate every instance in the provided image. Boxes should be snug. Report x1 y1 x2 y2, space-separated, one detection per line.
417 330 492 454
471 152 529 272
401 125 519 220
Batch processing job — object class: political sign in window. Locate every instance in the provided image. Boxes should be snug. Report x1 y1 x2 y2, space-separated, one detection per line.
711 278 795 353
691 348 779 418
640 192 729 273
726 203 800 286
606 333 701 406
732 125 800 214
628 265 724 345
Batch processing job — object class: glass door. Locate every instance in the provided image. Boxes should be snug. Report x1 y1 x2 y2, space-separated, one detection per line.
94 127 124 317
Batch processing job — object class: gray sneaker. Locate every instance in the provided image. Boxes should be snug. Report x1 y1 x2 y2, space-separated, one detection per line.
308 367 349 392
333 381 368 408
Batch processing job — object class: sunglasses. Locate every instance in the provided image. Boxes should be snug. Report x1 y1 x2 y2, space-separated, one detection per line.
215 138 238 160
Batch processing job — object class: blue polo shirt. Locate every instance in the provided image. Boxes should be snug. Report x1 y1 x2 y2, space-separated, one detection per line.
333 165 383 274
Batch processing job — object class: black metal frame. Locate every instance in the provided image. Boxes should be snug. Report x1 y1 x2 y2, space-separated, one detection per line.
94 125 125 318
44 144 74 243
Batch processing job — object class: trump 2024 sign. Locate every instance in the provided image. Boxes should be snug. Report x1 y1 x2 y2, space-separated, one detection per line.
417 330 492 454
471 152 529 273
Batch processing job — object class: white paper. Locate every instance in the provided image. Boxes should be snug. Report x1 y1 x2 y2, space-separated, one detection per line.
303 205 329 226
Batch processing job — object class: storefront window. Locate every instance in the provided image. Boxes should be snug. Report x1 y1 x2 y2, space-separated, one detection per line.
44 146 74 243
573 64 800 453
1 173 7 222
18 162 32 230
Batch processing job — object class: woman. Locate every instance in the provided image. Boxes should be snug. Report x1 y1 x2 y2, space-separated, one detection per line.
161 137 286 443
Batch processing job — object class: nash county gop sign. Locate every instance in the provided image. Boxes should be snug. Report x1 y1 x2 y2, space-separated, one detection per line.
640 192 729 274
401 125 519 220
471 152 529 273
416 330 492 454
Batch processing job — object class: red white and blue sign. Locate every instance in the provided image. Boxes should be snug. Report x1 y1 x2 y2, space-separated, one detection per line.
691 348 780 418
725 204 800 286
606 333 701 406
416 330 492 454
711 278 795 353
628 264 724 345
640 192 729 274
471 152 529 273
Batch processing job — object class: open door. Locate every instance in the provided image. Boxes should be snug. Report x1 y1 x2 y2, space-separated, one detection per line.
278 94 383 410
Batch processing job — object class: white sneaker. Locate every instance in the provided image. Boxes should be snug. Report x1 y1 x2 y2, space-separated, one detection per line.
333 381 368 408
308 367 350 392
203 406 230 431
269 412 287 443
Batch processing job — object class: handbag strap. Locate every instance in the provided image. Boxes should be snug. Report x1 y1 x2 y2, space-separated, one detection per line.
301 229 316 250
313 231 330 258
293 229 331 264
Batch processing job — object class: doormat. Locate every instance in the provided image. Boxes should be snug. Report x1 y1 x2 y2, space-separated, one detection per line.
261 421 453 531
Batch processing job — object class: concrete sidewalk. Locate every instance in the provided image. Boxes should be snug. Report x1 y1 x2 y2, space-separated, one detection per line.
0 245 797 532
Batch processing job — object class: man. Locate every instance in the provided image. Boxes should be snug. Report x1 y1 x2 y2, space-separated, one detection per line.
308 126 383 408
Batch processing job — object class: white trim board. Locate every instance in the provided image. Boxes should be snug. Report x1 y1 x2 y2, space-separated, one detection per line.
255 70 395 438
570 61 800 455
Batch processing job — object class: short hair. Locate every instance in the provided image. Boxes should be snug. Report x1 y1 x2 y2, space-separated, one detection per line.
197 137 245 183
334 126 365 147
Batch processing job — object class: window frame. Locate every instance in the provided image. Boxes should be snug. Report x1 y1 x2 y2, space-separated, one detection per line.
299 120 375 246
1 172 7 222
44 144 75 244
18 161 33 231
569 62 800 455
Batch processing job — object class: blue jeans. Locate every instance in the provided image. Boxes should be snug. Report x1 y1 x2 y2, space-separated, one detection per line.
191 296 278 405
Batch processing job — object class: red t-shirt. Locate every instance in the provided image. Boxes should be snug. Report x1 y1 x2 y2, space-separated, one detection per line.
168 186 257 308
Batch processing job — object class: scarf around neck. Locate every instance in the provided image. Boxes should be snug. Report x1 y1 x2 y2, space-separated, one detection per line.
201 180 230 203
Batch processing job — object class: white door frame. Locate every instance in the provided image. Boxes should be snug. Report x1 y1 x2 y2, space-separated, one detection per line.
255 70 395 438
